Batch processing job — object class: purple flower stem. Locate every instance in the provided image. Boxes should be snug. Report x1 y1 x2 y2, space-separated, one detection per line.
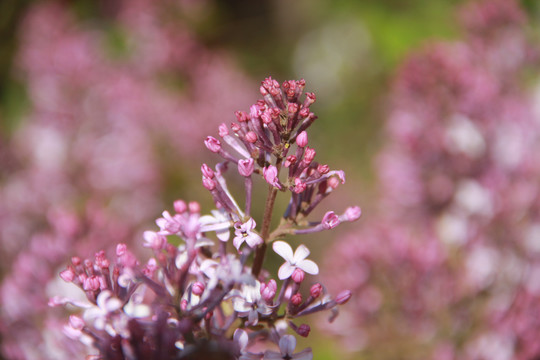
244 177 253 217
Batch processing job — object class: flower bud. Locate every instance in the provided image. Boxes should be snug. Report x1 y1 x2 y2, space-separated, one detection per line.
201 164 215 179
317 164 330 174
284 155 297 168
296 131 308 147
245 131 258 143
296 324 310 337
336 290 352 305
188 201 201 213
218 123 229 137
235 111 249 122
83 275 100 291
303 147 316 164
202 177 216 191
69 315 85 330
291 293 303 306
204 136 221 153
261 279 277 301
60 268 75 283
192 282 205 296
343 206 362 222
174 200 187 214
310 283 323 298
291 268 305 283
238 158 254 177
322 211 340 230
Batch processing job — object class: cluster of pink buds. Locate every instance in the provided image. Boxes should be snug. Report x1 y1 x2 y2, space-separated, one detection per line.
52 78 361 359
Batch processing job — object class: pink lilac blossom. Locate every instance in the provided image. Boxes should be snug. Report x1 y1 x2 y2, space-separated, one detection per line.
0 0 255 358
324 0 540 359
51 78 360 359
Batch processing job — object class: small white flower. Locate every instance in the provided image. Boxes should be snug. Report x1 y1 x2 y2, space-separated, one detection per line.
231 281 272 326
233 218 263 250
272 241 319 280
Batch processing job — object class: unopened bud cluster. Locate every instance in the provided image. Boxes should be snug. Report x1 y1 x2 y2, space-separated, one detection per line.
51 78 361 359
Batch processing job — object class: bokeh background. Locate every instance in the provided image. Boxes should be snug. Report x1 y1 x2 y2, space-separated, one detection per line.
2 0 540 359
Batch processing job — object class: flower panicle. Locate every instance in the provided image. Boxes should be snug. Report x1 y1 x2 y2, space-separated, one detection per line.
53 78 361 359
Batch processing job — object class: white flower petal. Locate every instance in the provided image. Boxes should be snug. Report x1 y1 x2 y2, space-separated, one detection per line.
299 259 319 275
279 335 296 356
273 241 294 262
278 263 295 280
234 329 249 350
293 244 310 262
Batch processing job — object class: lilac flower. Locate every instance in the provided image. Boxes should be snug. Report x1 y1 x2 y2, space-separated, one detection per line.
263 335 313 360
273 241 319 280
233 218 263 250
263 165 282 189
231 282 273 326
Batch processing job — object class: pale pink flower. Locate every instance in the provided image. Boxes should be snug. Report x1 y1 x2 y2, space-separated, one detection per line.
263 335 313 360
272 241 319 280
233 218 263 250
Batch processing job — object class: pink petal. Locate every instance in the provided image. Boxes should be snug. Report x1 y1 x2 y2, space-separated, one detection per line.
299 259 319 275
278 262 295 280
273 241 294 262
233 329 248 350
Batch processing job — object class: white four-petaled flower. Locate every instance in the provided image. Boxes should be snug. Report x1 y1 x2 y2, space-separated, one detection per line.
272 241 319 280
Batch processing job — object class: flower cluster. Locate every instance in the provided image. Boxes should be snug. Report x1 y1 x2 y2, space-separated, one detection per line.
324 1 540 359
52 78 360 359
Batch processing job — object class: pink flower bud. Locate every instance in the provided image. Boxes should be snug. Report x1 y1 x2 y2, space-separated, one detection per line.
116 244 127 257
260 85 268 95
238 158 254 177
261 112 272 124
299 107 310 118
328 176 340 189
261 279 277 301
188 201 201 213
322 211 340 230
291 268 305 283
317 164 330 174
310 283 323 298
263 165 281 189
235 111 249 122
296 131 308 147
181 299 188 311
69 315 85 330
344 206 362 222
284 155 297 167
291 293 303 306
71 257 81 266
288 102 299 114
83 275 100 291
202 177 216 191
174 200 187 214
297 324 310 337
250 104 262 119
245 131 258 143
218 123 229 137
336 290 352 305
201 164 215 179
60 268 75 282
231 122 241 132
192 282 205 296
304 92 316 106
303 147 316 163
293 178 306 194
204 136 221 153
